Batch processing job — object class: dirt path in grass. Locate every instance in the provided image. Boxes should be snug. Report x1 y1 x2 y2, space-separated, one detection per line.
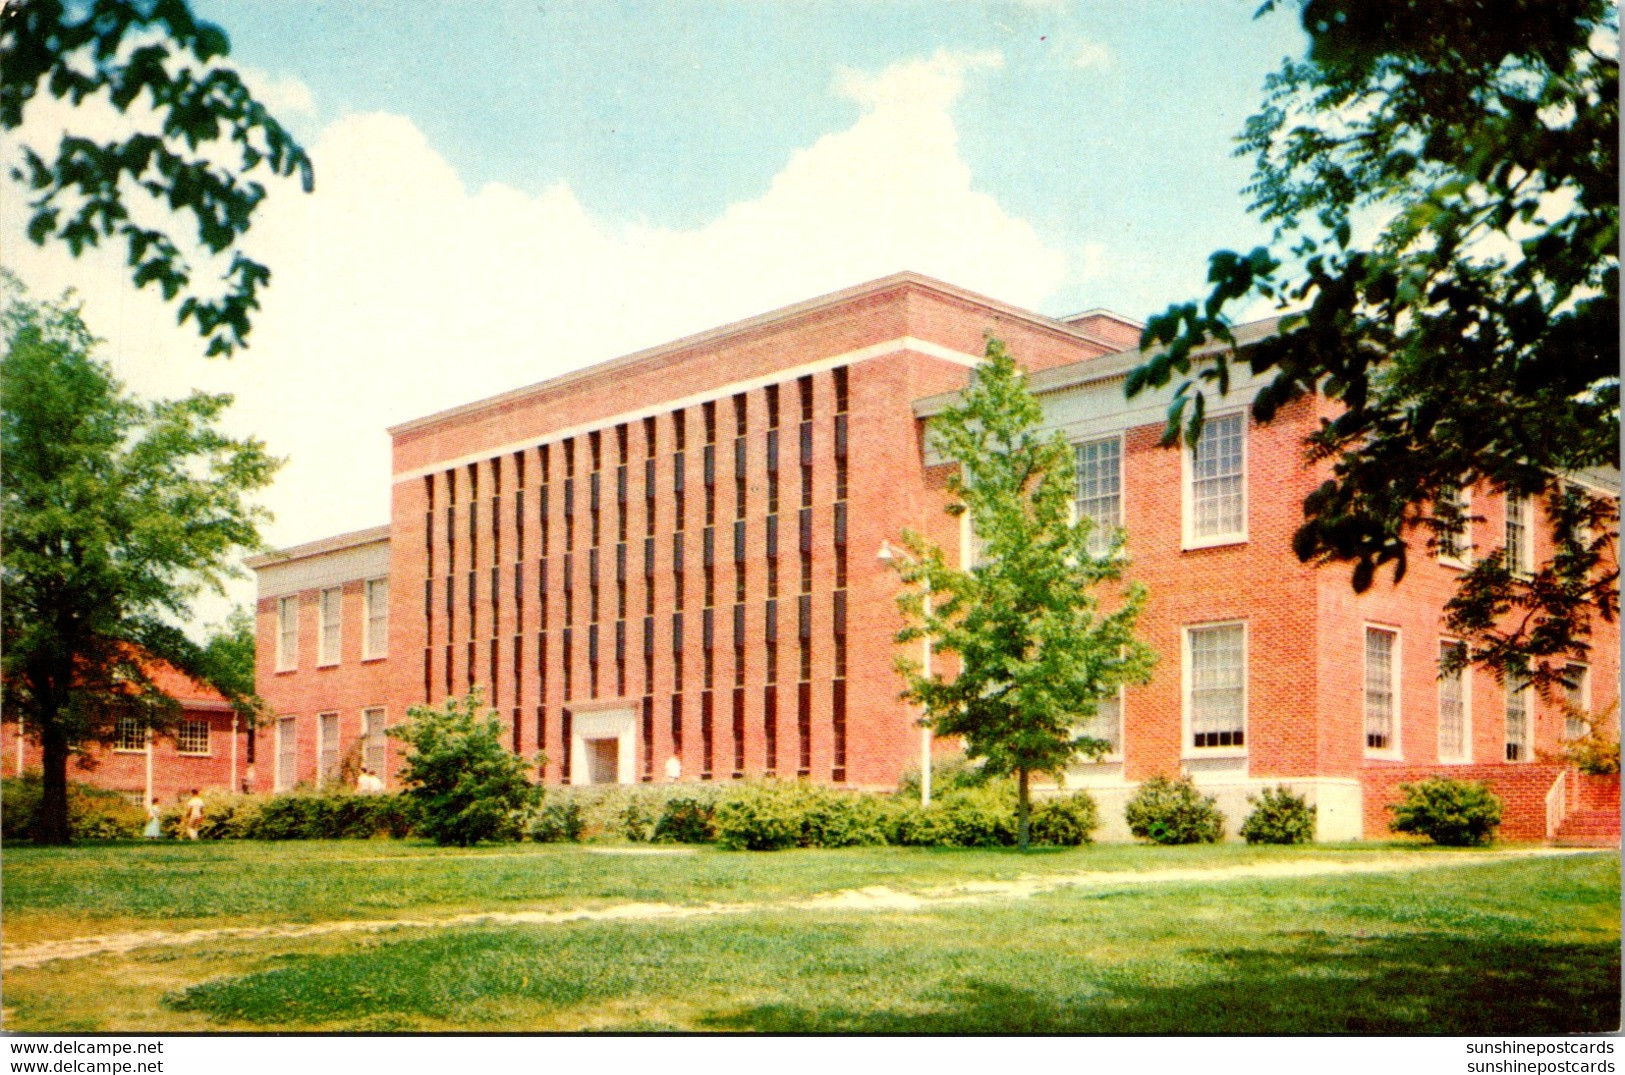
5 847 1602 970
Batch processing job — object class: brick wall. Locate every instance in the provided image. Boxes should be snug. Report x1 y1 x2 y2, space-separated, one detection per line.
1358 763 1565 841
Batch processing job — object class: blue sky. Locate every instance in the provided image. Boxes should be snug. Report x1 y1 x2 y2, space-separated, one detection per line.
6 1 1310 623
196 0 1307 319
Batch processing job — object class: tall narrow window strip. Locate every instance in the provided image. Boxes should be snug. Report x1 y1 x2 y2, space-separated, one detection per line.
1363 627 1398 754
1188 623 1245 749
1438 642 1468 762
1189 413 1245 542
1075 437 1123 555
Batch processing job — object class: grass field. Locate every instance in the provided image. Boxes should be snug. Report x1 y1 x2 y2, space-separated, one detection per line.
2 841 1618 1033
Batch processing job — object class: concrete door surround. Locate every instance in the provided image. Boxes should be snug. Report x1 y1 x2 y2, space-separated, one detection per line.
569 705 637 785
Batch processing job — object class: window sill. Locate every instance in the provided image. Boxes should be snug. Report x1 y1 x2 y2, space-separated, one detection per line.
275 667 298 675
176 752 213 759
1182 749 1248 761
362 654 388 664
112 747 146 755
317 661 340 670
1364 750 1404 762
1182 533 1248 552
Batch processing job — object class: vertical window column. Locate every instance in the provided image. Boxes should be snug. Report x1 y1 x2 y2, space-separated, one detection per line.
423 475 435 702
536 444 551 775
831 366 848 781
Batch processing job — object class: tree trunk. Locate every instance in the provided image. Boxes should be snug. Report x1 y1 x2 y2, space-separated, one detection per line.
30 718 73 845
1017 766 1031 851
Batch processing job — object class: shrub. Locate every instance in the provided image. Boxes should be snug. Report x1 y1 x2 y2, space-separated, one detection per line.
1240 785 1316 845
1387 777 1503 846
618 793 660 842
524 800 585 843
387 691 541 846
1029 791 1099 846
713 782 890 851
1125 775 1225 845
236 792 411 840
2 775 143 841
891 783 1019 848
652 795 717 844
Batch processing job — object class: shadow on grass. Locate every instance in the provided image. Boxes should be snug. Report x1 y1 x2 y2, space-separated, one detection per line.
700 932 1622 1035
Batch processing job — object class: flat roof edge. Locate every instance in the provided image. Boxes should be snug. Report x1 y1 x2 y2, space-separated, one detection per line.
245 524 391 570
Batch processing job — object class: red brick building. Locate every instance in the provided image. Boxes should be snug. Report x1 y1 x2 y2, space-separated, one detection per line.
3 661 251 807
250 273 1619 840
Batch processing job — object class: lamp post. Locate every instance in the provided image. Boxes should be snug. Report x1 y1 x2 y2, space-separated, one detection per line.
877 541 932 807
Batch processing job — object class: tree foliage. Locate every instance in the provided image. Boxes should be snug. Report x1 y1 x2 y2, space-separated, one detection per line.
1 0 314 356
1128 0 1618 693
386 691 542 847
892 339 1155 849
1 279 280 843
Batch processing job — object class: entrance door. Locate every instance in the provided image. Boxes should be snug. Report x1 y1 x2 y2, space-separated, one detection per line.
586 738 619 786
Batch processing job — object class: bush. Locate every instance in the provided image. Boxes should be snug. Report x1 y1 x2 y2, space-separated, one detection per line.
894 750 993 801
1240 785 1316 845
524 800 585 843
890 783 1019 848
713 782 890 851
2 775 143 841
239 792 412 840
1030 792 1099 846
618 792 660 842
652 795 717 844
1125 775 1225 845
1387 777 1503 846
387 691 541 846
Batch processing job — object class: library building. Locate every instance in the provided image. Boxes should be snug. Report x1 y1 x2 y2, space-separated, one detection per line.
246 272 1619 842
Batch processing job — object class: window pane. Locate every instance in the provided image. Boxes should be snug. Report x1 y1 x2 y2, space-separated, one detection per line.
1505 496 1531 575
365 578 389 659
1075 438 1122 555
1190 624 1245 748
277 596 298 670
177 719 210 755
319 712 339 784
276 717 298 791
1438 642 1467 761
363 708 387 774
1078 692 1122 757
1564 665 1589 741
1191 414 1245 539
1505 678 1529 761
1364 628 1396 751
320 588 341 665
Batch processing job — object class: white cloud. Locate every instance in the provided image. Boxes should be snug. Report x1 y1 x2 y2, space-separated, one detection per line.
236 66 316 119
1071 38 1114 71
3 50 1068 629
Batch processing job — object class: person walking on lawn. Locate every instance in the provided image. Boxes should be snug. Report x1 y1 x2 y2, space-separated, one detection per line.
183 790 205 840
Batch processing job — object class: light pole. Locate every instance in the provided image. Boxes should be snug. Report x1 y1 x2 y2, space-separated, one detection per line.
877 541 932 807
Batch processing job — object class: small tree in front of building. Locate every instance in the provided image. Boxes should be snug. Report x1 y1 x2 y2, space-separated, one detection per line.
891 339 1155 850
387 690 542 847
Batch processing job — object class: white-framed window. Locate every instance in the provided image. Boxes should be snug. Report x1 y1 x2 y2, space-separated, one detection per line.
960 511 988 570
113 712 147 752
1563 663 1591 741
1437 640 1470 763
1435 483 1472 567
1185 622 1247 751
1363 626 1401 756
1504 677 1530 762
175 719 211 756
276 595 299 671
318 711 340 784
275 716 298 791
319 587 342 666
364 577 389 660
1183 411 1247 548
1077 688 1123 761
1074 436 1123 557
362 707 388 775
1505 494 1534 577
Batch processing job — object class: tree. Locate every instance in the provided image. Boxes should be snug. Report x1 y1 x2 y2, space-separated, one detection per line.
1 281 279 843
387 691 542 847
891 339 1155 850
1128 0 1618 695
2 0 314 356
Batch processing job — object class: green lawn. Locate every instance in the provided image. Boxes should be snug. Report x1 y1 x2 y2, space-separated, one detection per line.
2 841 1618 1033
